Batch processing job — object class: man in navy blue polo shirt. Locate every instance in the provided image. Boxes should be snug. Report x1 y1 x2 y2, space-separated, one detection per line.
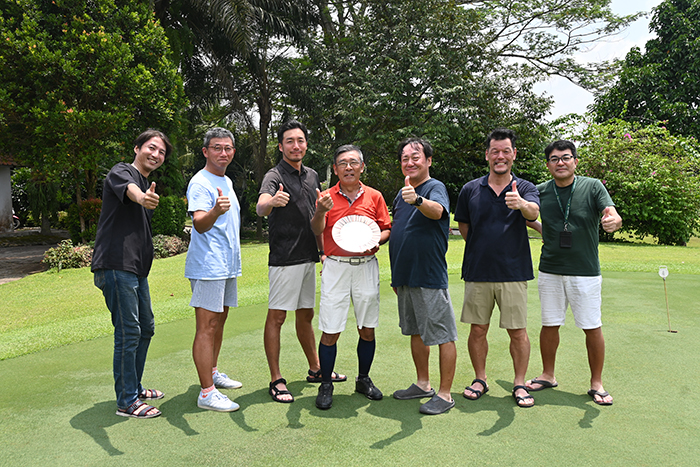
454 128 540 408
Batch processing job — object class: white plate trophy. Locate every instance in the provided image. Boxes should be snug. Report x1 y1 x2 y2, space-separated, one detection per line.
658 266 676 333
332 215 381 254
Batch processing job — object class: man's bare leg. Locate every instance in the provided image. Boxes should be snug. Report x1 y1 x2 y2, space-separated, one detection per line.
508 327 533 407
211 307 229 369
193 307 220 388
410 334 431 392
437 341 456 402
584 326 612 404
526 325 560 390
295 308 320 372
464 323 489 398
264 308 292 401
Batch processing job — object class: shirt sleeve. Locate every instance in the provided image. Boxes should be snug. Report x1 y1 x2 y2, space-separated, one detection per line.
259 169 281 196
187 181 214 215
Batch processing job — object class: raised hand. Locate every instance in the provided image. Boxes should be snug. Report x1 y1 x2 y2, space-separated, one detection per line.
214 187 231 215
601 206 621 233
401 175 417 205
142 182 160 210
316 188 333 213
505 180 523 210
269 183 290 208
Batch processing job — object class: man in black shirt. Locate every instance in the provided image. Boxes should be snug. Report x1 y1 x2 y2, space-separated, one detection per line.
257 120 346 403
92 129 172 418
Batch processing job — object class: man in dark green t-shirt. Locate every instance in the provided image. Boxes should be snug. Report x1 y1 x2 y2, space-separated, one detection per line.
525 140 622 406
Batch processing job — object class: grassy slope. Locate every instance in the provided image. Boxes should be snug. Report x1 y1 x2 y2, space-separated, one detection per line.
1 238 699 466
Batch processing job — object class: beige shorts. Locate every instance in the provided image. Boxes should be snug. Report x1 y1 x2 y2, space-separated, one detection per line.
460 281 528 329
268 262 316 311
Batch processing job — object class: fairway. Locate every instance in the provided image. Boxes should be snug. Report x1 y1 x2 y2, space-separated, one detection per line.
1 241 699 466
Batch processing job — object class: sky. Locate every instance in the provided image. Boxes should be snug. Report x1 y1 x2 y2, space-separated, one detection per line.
535 0 665 120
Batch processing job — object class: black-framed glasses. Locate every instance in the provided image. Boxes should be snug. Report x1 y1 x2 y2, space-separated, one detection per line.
208 145 234 154
548 155 575 164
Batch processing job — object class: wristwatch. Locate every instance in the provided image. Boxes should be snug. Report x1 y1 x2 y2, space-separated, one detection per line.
413 196 423 207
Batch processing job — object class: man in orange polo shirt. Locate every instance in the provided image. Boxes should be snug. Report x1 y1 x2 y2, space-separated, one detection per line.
310 144 391 410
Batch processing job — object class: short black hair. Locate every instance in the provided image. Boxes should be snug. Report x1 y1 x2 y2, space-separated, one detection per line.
134 129 173 157
485 128 516 150
277 120 308 144
544 140 578 160
397 137 433 162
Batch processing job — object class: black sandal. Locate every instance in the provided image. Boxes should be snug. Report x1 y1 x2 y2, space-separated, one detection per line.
513 385 535 408
269 378 294 403
306 369 347 383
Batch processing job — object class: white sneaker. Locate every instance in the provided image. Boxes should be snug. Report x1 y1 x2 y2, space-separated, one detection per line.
213 371 243 389
197 388 240 412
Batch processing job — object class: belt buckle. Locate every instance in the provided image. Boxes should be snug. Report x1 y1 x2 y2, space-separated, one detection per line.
349 257 362 266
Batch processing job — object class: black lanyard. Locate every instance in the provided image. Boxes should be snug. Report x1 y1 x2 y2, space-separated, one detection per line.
554 177 577 231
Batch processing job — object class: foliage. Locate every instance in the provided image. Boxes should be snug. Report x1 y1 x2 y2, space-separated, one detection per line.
151 196 187 237
591 0 700 136
66 199 102 244
554 117 700 245
152 234 189 259
42 240 93 271
280 0 637 204
0 0 188 209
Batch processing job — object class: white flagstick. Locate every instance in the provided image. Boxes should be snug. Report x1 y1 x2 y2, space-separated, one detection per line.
658 266 677 333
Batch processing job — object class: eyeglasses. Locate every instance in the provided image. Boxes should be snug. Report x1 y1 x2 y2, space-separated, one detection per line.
548 155 575 164
208 145 234 154
335 160 362 169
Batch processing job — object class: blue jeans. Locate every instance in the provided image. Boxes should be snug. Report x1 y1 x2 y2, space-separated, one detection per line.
94 269 155 409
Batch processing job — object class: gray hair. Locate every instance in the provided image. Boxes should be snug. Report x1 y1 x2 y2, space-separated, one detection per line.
334 144 364 164
203 127 235 148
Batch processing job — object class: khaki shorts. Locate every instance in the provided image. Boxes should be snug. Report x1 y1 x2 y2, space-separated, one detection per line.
460 281 528 329
268 262 316 311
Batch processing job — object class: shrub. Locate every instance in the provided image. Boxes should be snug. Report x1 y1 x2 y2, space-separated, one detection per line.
151 196 187 237
42 240 93 271
556 117 700 245
66 198 102 243
152 234 189 259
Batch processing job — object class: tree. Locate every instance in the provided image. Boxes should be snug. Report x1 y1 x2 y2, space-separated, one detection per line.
154 0 318 236
555 117 700 245
280 0 638 203
0 0 187 232
591 0 700 136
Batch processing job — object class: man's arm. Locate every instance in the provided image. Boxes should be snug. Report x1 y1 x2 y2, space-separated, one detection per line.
504 180 539 221
526 220 542 235
310 189 333 236
192 187 231 234
126 182 159 210
458 222 469 241
401 178 444 220
601 206 622 233
256 184 289 217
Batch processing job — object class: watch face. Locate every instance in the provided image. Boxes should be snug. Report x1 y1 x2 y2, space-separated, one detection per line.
415 196 423 206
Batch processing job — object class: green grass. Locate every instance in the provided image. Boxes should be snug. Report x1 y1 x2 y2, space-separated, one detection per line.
1 237 699 466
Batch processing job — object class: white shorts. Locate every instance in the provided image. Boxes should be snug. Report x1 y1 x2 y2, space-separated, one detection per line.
538 272 603 329
189 278 238 312
268 263 316 311
319 256 380 333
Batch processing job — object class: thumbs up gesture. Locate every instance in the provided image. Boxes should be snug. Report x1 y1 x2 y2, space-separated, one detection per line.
505 180 523 211
315 188 333 213
401 175 418 205
601 206 621 233
270 183 290 208
214 187 231 215
142 182 160 210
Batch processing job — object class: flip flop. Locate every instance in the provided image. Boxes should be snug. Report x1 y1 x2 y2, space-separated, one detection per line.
588 389 613 406
463 378 489 400
527 378 558 391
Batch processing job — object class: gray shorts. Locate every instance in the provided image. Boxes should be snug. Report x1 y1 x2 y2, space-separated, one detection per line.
396 286 458 346
268 263 316 311
189 278 238 312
